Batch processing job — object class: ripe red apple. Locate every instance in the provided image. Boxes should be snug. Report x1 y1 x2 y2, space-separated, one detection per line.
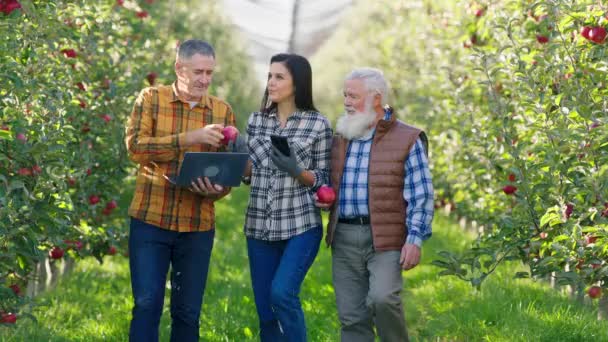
9 284 20 296
61 48 77 58
16 133 26 142
588 286 602 299
1 124 9 131
475 8 484 17
581 26 592 39
106 199 118 210
116 0 124 5
316 185 336 204
67 176 77 187
564 203 574 219
100 114 112 123
502 185 517 195
17 167 32 176
49 246 64 259
88 194 100 205
79 99 86 108
32 164 42 175
136 11 149 18
221 126 239 145
508 173 516 182
536 35 549 44
0 312 17 324
1 0 22 15
86 168 92 176
76 82 86 91
585 235 598 245
108 246 117 255
146 72 157 85
589 27 607 44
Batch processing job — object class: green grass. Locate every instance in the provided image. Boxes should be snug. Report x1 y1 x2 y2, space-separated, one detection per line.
2 186 608 341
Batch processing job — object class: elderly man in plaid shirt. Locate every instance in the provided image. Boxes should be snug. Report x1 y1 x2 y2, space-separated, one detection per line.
316 67 434 342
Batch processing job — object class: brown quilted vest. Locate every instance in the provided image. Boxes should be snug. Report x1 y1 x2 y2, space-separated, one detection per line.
326 113 425 251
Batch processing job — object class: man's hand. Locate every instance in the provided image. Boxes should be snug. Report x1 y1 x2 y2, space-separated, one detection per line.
400 243 421 270
185 124 224 147
313 193 332 211
190 177 224 197
270 145 303 178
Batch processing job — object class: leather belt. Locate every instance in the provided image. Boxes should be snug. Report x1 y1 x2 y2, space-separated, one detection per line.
338 216 370 225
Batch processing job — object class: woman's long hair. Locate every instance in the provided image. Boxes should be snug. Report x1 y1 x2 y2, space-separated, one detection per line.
260 53 317 113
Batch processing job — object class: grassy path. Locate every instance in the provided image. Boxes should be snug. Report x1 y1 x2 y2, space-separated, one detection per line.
2 187 607 341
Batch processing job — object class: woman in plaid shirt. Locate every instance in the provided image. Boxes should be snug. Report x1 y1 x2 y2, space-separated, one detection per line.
242 53 333 341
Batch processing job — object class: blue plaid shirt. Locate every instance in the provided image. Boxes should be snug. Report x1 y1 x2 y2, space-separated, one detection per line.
339 113 434 247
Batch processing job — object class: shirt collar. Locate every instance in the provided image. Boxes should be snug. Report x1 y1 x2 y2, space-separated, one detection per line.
170 82 212 109
268 109 305 119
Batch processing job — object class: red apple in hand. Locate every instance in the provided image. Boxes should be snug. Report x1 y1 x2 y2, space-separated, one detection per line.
589 286 602 299
221 126 239 145
49 246 64 259
316 185 336 205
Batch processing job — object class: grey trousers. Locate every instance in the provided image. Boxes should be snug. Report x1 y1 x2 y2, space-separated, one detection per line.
331 222 409 342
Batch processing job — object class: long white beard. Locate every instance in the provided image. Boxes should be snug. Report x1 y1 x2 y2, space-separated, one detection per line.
336 98 376 140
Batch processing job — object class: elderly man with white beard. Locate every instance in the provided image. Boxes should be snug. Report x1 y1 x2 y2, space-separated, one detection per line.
315 67 434 342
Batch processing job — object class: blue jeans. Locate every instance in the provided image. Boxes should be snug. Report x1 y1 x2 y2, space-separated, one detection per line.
247 226 323 342
128 218 214 342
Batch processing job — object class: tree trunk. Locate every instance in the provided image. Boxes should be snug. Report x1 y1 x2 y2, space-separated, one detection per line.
598 295 608 320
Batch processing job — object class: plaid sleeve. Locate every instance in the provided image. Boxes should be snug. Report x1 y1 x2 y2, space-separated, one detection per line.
309 118 333 190
404 138 434 247
125 88 186 164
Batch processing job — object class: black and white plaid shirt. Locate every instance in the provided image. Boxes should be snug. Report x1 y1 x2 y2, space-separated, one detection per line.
245 110 333 241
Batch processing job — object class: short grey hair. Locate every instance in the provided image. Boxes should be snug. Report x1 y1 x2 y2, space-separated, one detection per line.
345 67 389 103
176 39 215 60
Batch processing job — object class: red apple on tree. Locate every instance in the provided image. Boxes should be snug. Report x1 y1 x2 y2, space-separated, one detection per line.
108 246 117 255
61 48 77 58
15 133 26 142
32 164 42 175
581 26 592 39
1 0 22 16
100 114 112 123
0 312 17 324
508 173 516 182
536 35 549 44
88 194 100 205
17 167 32 176
316 185 336 205
136 10 149 18
221 126 239 145
9 284 20 296
502 185 517 195
49 246 64 259
564 203 573 219
588 286 602 299
589 27 607 44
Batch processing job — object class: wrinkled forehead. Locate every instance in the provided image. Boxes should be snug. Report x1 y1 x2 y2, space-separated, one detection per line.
179 53 216 71
343 78 368 94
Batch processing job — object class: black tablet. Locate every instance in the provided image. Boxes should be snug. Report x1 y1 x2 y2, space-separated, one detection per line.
165 152 249 187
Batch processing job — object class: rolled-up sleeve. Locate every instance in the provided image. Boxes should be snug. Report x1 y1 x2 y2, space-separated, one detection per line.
309 120 333 190
403 138 434 247
125 88 186 164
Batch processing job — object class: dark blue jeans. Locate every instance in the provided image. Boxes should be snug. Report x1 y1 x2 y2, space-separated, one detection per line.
247 226 323 342
128 218 214 342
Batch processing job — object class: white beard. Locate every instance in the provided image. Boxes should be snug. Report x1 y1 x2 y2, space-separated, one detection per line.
336 99 376 140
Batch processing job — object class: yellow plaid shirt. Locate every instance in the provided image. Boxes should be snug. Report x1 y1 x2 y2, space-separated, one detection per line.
126 82 236 232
